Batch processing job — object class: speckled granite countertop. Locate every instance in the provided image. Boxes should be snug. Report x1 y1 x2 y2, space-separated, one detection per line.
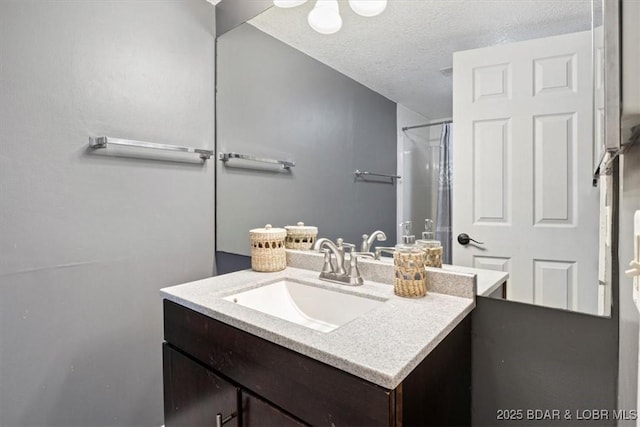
161 267 474 390
441 265 508 296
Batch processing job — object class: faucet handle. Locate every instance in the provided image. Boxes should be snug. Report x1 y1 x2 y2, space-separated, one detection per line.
342 243 356 252
361 234 370 248
347 252 366 285
321 249 334 274
337 238 356 253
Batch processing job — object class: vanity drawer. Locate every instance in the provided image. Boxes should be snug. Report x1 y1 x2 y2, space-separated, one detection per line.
163 300 394 427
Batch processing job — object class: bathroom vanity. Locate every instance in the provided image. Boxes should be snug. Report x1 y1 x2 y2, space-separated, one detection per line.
161 267 475 426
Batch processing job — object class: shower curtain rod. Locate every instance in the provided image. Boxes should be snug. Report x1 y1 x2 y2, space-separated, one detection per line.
401 120 452 132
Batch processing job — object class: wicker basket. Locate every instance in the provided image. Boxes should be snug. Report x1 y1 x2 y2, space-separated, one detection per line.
250 224 287 272
393 250 427 298
417 241 443 268
424 247 443 268
284 222 318 250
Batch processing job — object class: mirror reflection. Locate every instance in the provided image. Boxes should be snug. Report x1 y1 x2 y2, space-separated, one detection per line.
216 0 612 317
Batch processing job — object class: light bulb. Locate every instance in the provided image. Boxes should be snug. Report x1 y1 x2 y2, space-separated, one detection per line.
308 0 342 34
273 0 308 7
348 0 387 17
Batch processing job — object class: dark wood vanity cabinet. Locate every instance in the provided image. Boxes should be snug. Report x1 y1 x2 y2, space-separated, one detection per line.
163 300 471 427
163 345 240 427
241 392 306 426
163 345 305 426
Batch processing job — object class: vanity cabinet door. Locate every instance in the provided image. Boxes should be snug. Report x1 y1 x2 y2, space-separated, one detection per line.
163 344 239 427
241 392 308 427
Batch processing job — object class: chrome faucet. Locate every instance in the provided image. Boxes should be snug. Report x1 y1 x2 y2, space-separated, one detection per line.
313 238 347 275
374 246 396 260
312 237 372 286
361 230 387 252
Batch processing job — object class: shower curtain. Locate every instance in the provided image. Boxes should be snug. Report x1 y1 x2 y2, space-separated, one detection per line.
436 123 452 264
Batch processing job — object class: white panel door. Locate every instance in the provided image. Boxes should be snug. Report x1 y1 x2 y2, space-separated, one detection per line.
452 31 599 314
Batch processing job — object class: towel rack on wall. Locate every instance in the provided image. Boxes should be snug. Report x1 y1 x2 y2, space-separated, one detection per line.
218 152 296 169
354 169 401 182
89 136 214 160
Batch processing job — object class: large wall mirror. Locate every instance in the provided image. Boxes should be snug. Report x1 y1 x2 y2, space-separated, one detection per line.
216 0 615 318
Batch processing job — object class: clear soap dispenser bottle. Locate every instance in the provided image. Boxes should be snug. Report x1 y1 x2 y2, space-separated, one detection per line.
416 219 443 268
393 221 427 298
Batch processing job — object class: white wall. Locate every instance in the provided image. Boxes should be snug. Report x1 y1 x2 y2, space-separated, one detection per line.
0 1 216 425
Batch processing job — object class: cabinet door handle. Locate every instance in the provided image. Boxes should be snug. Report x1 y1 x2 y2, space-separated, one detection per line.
216 412 237 427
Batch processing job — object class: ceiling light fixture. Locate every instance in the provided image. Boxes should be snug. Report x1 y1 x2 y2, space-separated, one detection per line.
348 0 387 17
273 0 387 35
273 0 308 7
307 0 342 35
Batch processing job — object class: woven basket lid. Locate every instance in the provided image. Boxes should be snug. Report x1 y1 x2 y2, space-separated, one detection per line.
249 224 286 238
284 221 318 233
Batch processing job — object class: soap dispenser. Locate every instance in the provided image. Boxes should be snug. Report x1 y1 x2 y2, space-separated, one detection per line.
416 219 443 268
393 221 427 298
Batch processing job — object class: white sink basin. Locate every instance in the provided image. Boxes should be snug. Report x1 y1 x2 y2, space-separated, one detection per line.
223 278 386 333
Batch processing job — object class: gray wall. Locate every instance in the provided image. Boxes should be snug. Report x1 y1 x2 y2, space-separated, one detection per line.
216 24 397 257
0 1 216 426
472 298 618 426
618 144 640 423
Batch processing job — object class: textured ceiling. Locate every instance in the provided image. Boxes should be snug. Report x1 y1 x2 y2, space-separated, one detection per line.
249 0 591 119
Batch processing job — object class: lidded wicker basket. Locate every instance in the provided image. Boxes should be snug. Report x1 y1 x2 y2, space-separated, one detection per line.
250 224 287 272
284 222 318 250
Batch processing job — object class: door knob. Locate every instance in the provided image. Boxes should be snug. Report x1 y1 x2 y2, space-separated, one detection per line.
457 233 484 246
